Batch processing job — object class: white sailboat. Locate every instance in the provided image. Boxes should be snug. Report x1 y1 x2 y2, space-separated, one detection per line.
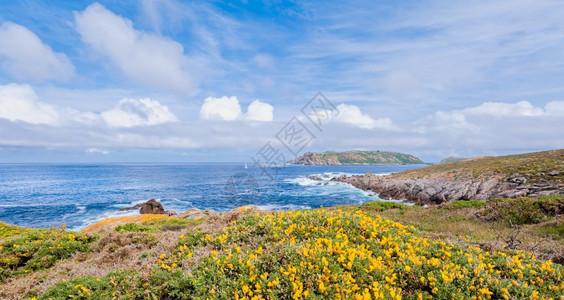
244 163 248 169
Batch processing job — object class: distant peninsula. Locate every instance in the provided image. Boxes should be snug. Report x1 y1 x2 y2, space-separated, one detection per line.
288 150 425 165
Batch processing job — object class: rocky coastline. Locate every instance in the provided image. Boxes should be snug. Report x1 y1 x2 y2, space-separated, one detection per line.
333 150 564 204
334 172 563 204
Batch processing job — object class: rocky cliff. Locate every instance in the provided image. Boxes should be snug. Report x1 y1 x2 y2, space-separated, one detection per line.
289 150 425 165
335 149 564 204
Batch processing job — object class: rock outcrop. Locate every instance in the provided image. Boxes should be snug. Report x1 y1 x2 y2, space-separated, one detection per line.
335 172 563 204
177 208 219 220
119 199 175 215
335 149 564 204
338 174 556 203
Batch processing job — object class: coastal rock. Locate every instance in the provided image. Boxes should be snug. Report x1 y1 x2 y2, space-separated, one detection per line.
308 175 323 181
139 199 167 214
177 208 219 220
119 199 168 215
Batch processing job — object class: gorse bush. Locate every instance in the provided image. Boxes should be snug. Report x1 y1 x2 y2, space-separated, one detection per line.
115 218 202 233
0 227 95 280
42 209 563 299
479 196 563 225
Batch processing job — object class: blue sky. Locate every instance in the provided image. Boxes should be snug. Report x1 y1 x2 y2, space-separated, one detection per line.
0 0 563 163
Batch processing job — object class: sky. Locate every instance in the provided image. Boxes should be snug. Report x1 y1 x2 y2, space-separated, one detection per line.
0 0 563 163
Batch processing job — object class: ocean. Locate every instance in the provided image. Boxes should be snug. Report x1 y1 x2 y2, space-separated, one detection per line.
0 163 424 230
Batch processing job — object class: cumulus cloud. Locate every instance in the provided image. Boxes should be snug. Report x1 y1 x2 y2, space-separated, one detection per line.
464 101 544 117
1 87 562 162
415 100 564 137
101 98 177 128
200 96 242 121
325 104 393 129
245 100 274 121
545 101 564 116
0 83 177 128
0 84 60 125
0 22 74 81
200 96 274 121
74 3 196 93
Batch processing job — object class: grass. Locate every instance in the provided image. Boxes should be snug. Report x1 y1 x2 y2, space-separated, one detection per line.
446 200 487 209
533 222 564 240
393 149 564 182
39 209 563 299
360 200 409 212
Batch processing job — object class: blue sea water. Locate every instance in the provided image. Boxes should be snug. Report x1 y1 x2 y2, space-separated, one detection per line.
0 164 424 230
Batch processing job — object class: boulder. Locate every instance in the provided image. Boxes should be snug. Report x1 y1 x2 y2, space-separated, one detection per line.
139 199 166 214
119 199 167 215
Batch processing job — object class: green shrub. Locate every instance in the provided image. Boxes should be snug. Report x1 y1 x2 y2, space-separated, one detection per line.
360 200 406 212
479 196 563 225
115 218 202 233
0 228 95 280
115 223 153 233
448 200 487 209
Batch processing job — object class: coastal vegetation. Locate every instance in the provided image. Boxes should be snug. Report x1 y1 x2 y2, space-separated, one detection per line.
289 151 425 165
393 149 563 183
1 196 563 299
337 149 563 203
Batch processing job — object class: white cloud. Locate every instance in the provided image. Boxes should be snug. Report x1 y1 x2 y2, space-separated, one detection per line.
0 83 177 128
86 148 109 155
415 100 564 137
545 101 564 116
245 100 273 121
74 3 196 93
0 84 59 125
0 22 74 81
417 111 480 134
200 96 274 122
464 101 544 117
200 96 242 121
330 104 393 129
101 98 177 128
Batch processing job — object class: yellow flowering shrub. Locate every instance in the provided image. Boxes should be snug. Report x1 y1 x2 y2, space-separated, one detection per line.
40 208 563 299
0 226 94 280
182 209 562 299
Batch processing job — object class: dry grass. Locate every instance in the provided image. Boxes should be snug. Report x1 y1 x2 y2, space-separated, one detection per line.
392 149 564 182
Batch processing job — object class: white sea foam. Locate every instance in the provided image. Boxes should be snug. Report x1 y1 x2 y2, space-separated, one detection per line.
70 208 139 231
257 204 312 211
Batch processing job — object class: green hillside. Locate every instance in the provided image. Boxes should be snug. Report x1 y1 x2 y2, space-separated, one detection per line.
290 150 425 165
